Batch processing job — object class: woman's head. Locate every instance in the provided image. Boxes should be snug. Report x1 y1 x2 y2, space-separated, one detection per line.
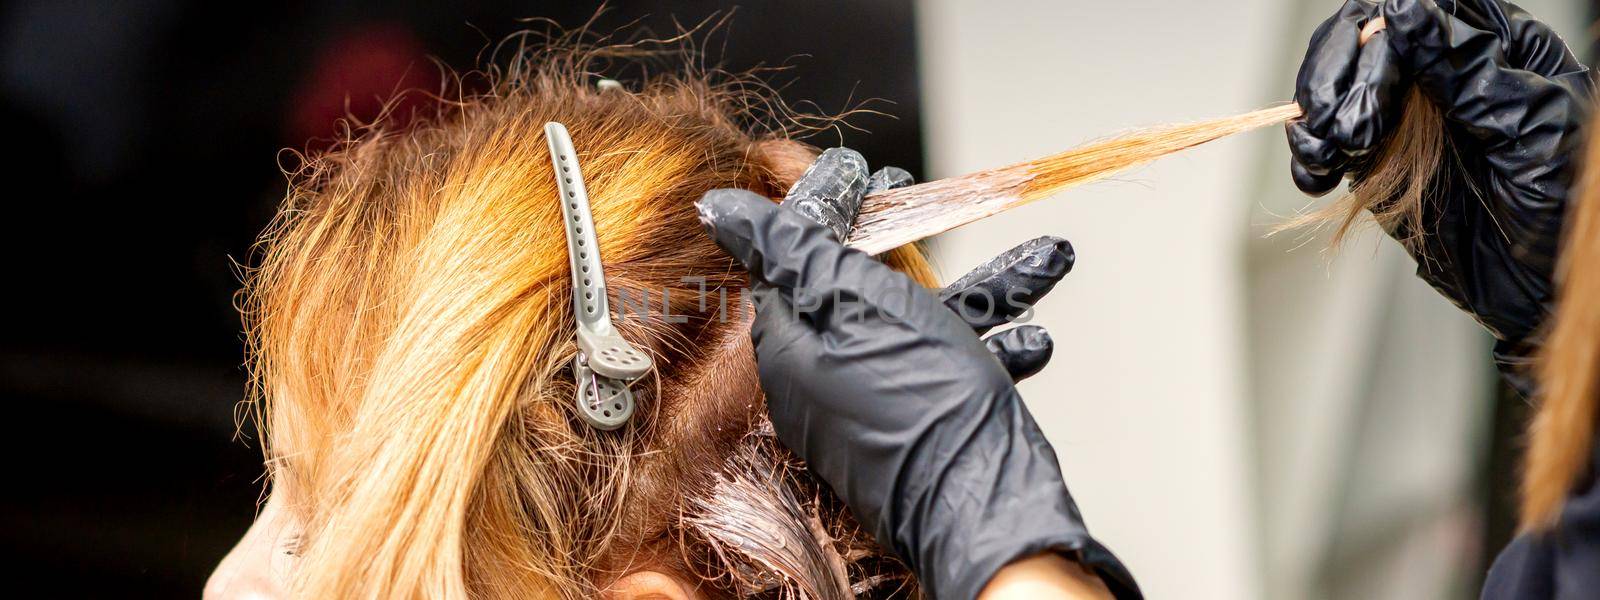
242 43 931 598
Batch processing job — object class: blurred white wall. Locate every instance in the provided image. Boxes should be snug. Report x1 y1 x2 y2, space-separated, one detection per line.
914 0 1584 598
916 2 1291 597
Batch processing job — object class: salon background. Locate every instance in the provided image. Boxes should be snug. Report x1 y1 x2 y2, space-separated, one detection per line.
1 1 1595 598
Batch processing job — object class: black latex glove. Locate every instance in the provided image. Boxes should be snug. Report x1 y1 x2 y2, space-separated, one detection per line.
941 235 1075 382
696 150 1138 599
1289 0 1593 364
783 148 1067 382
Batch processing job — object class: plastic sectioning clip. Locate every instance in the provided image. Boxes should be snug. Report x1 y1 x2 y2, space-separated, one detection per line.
545 121 654 431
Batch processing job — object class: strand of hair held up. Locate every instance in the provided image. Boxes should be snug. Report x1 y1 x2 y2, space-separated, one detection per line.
846 103 1304 255
849 16 1445 257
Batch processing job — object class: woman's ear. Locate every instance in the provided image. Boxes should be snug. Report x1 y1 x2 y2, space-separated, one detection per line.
604 571 697 600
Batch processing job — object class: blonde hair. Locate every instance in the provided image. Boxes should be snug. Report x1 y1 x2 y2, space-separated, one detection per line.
1280 89 1450 251
243 41 932 599
1522 108 1600 531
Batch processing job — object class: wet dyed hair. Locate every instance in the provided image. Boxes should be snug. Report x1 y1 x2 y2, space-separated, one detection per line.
241 36 934 599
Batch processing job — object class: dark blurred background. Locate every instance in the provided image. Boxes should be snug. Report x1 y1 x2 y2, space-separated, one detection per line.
0 2 922 596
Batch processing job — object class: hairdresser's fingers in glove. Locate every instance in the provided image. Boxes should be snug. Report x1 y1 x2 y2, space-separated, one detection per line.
1290 0 1404 195
1291 0 1592 201
1383 0 1590 264
1292 0 1593 365
697 189 1140 600
779 146 914 242
774 147 1062 382
789 150 1064 381
865 165 914 195
780 147 870 242
937 236 1075 382
940 236 1075 334
1372 0 1591 358
778 149 1068 382
983 325 1054 382
861 159 1069 381
702 189 949 333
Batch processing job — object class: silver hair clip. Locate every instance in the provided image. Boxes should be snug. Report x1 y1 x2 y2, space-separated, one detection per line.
545 121 653 431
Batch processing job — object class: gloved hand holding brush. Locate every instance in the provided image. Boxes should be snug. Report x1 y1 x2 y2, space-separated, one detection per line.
697 148 1139 599
1289 0 1592 363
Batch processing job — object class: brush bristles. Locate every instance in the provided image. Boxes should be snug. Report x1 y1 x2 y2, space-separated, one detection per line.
846 103 1303 255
